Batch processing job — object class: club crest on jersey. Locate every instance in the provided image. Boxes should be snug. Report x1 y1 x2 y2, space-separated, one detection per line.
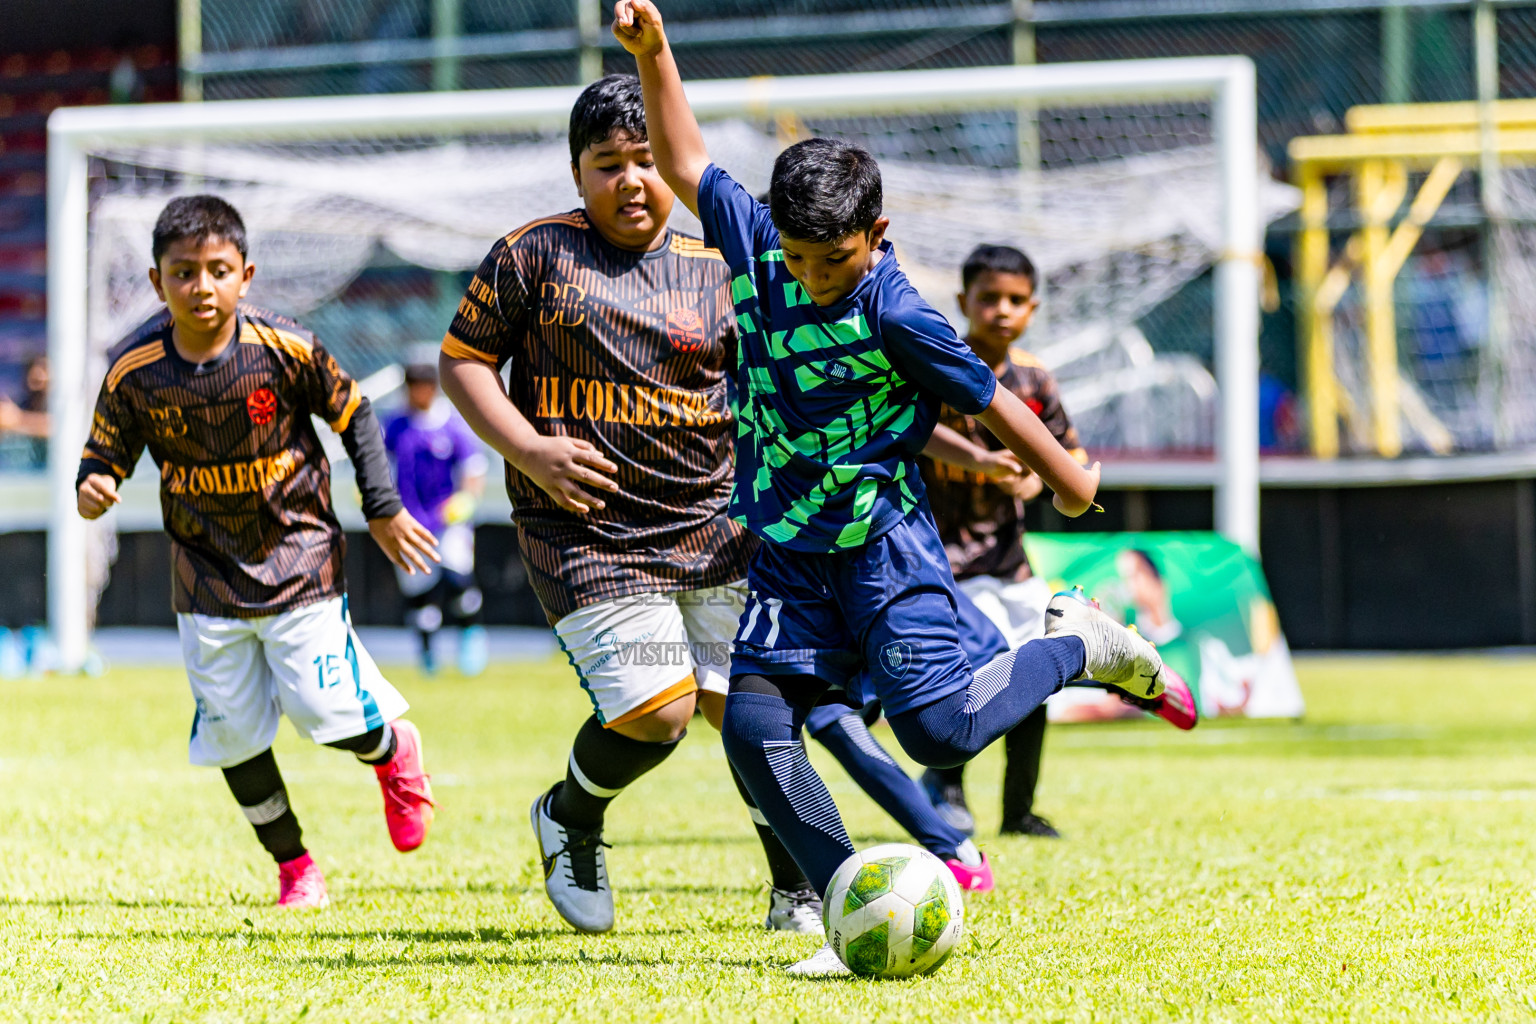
826 361 852 385
666 308 707 354
881 640 913 678
247 388 278 426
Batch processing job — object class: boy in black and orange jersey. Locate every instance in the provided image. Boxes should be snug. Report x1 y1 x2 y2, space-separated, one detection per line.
77 196 440 909
441 75 825 936
919 244 1199 838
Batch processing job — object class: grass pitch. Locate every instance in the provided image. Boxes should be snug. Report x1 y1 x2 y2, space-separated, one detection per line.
3 653 1536 1022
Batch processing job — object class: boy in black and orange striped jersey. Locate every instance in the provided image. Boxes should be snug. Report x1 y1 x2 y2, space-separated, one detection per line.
77 196 441 910
441 75 827 937
918 245 1198 840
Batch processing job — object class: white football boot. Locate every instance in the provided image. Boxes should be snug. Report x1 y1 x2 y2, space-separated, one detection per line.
1044 587 1164 699
765 886 825 935
529 786 614 933
785 943 852 977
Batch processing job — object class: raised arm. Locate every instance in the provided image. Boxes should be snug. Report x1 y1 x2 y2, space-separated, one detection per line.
976 387 1100 516
613 0 710 216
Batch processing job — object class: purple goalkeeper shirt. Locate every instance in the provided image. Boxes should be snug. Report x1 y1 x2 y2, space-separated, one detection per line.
383 399 488 535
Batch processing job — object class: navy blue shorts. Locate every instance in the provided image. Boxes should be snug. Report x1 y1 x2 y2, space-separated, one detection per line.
733 508 1010 718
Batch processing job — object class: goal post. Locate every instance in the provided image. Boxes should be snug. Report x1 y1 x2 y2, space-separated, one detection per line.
46 58 1262 672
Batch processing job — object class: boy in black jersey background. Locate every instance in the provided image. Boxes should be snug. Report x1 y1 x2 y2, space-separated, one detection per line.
77 196 441 909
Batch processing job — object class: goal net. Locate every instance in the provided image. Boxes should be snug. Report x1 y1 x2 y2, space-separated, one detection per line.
49 59 1271 668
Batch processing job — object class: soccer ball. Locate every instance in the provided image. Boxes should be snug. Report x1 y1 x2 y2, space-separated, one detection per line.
823 843 965 978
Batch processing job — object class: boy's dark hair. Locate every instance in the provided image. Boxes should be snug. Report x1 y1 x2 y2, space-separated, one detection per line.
769 138 882 244
962 244 1037 294
152 195 248 265
569 74 647 164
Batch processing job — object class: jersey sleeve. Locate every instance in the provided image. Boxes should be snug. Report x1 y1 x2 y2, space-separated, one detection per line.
696 163 779 266
442 239 529 370
77 378 145 486
301 336 364 432
880 290 997 416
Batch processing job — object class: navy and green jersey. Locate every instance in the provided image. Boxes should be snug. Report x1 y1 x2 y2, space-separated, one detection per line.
696 163 997 553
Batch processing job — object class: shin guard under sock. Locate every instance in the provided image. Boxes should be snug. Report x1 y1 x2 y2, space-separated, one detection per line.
549 715 683 830
222 749 306 864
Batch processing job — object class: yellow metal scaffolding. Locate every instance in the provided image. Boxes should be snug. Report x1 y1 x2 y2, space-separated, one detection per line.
1290 103 1536 458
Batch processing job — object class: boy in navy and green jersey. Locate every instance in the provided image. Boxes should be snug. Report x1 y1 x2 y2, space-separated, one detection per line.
615 0 1166 974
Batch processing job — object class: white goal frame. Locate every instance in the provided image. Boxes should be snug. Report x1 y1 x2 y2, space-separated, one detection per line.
46 58 1260 672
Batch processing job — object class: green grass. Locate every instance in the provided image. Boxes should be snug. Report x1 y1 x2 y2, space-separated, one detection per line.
4 654 1536 1022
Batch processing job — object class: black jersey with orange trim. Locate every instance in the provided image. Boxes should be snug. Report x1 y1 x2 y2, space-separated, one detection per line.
79 304 378 618
443 210 751 621
921 348 1086 582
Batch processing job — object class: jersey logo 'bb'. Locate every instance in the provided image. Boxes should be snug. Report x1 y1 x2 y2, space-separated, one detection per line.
666 308 707 353
247 388 277 425
147 405 187 438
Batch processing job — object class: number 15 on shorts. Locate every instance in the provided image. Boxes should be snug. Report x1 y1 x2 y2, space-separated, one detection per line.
313 653 346 689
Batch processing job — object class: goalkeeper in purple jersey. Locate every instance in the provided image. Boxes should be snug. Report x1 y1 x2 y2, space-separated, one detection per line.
383 353 489 676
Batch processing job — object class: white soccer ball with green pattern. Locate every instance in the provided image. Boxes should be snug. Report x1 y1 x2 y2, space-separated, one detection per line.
823 843 965 978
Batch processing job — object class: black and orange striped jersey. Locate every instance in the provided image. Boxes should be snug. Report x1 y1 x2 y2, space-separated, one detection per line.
78 304 400 617
442 210 752 621
922 348 1086 582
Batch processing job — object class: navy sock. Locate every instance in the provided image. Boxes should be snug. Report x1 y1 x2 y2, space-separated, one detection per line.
887 635 1084 768
728 762 811 891
721 688 854 896
812 712 968 859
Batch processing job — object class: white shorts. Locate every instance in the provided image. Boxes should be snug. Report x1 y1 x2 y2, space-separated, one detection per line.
958 574 1053 647
553 580 745 728
179 595 409 768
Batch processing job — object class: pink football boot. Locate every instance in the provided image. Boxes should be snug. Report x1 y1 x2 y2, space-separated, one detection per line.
277 852 329 909
946 851 994 893
374 720 435 852
1123 664 1199 731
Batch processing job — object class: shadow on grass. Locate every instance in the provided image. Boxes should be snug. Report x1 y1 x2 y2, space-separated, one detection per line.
619 834 758 848
66 925 583 943
0 895 212 909
289 949 803 971
628 883 762 896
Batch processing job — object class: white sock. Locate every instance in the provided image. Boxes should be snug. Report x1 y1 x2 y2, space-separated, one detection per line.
953 839 983 867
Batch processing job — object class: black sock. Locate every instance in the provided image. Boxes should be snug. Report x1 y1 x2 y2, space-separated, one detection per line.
326 723 396 765
729 761 810 891
1001 704 1048 823
222 749 306 864
548 715 683 831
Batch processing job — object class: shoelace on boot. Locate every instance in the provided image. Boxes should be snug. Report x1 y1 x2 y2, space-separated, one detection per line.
383 776 435 815
554 828 612 891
